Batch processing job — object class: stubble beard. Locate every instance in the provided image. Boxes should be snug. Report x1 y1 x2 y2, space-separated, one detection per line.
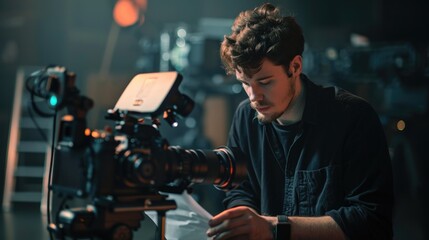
256 111 283 123
250 102 283 124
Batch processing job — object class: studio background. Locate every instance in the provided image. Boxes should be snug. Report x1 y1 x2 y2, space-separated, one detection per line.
0 0 428 239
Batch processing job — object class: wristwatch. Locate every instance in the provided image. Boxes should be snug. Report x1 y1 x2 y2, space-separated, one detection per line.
274 215 291 240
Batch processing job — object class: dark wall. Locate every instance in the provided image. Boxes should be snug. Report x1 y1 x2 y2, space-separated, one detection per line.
380 0 429 43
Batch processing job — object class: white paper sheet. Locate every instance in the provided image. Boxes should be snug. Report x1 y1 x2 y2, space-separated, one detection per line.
146 192 213 240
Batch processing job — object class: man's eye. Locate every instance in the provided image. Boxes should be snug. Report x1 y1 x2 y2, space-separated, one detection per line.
259 80 271 85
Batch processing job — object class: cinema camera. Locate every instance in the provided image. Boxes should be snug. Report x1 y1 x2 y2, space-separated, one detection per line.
26 66 246 240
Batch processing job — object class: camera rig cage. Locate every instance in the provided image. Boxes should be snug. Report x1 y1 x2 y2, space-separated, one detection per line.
25 66 246 240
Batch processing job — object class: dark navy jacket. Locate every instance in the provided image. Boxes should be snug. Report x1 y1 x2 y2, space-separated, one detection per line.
224 75 394 239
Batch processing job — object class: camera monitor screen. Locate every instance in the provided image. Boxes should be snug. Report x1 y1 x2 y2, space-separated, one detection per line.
113 71 182 116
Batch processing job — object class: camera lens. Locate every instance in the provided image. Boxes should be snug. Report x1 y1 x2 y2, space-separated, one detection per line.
119 145 246 191
168 146 247 190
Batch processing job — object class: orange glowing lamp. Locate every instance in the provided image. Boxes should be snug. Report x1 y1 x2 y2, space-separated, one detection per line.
113 0 139 27
113 0 147 27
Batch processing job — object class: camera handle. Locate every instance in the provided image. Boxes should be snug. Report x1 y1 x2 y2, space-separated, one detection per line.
101 194 178 240
111 198 177 240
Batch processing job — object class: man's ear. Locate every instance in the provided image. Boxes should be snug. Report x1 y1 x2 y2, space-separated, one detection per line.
289 55 302 77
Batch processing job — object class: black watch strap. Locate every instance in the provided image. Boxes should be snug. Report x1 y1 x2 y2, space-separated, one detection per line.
274 215 291 240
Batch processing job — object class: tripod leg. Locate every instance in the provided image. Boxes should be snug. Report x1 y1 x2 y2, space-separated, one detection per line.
155 211 166 240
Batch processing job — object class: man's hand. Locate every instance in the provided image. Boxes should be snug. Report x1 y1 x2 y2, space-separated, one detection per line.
206 206 276 240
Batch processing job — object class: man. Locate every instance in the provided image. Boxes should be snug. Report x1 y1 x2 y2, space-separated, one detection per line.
206 3 394 240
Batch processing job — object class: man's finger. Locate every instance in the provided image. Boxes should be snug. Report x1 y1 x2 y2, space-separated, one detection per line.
207 212 250 237
209 207 248 227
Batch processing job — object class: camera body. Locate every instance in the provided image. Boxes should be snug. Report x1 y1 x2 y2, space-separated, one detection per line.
53 119 173 199
53 117 239 199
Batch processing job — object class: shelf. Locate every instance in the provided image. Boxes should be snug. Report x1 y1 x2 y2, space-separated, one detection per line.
18 141 49 153
11 192 42 202
15 166 45 178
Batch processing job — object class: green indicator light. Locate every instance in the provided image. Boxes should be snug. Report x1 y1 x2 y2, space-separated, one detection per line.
49 95 58 106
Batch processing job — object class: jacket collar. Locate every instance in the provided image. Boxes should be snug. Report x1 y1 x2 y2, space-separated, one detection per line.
300 74 331 126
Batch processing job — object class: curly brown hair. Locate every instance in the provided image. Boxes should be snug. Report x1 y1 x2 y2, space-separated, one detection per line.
220 3 304 77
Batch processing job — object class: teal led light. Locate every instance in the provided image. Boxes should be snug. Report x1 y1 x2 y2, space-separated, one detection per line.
49 95 58 107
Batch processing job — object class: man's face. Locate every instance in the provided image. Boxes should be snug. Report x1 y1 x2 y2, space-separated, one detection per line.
236 58 299 123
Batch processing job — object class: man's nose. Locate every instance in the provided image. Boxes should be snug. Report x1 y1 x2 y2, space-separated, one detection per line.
246 85 262 102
